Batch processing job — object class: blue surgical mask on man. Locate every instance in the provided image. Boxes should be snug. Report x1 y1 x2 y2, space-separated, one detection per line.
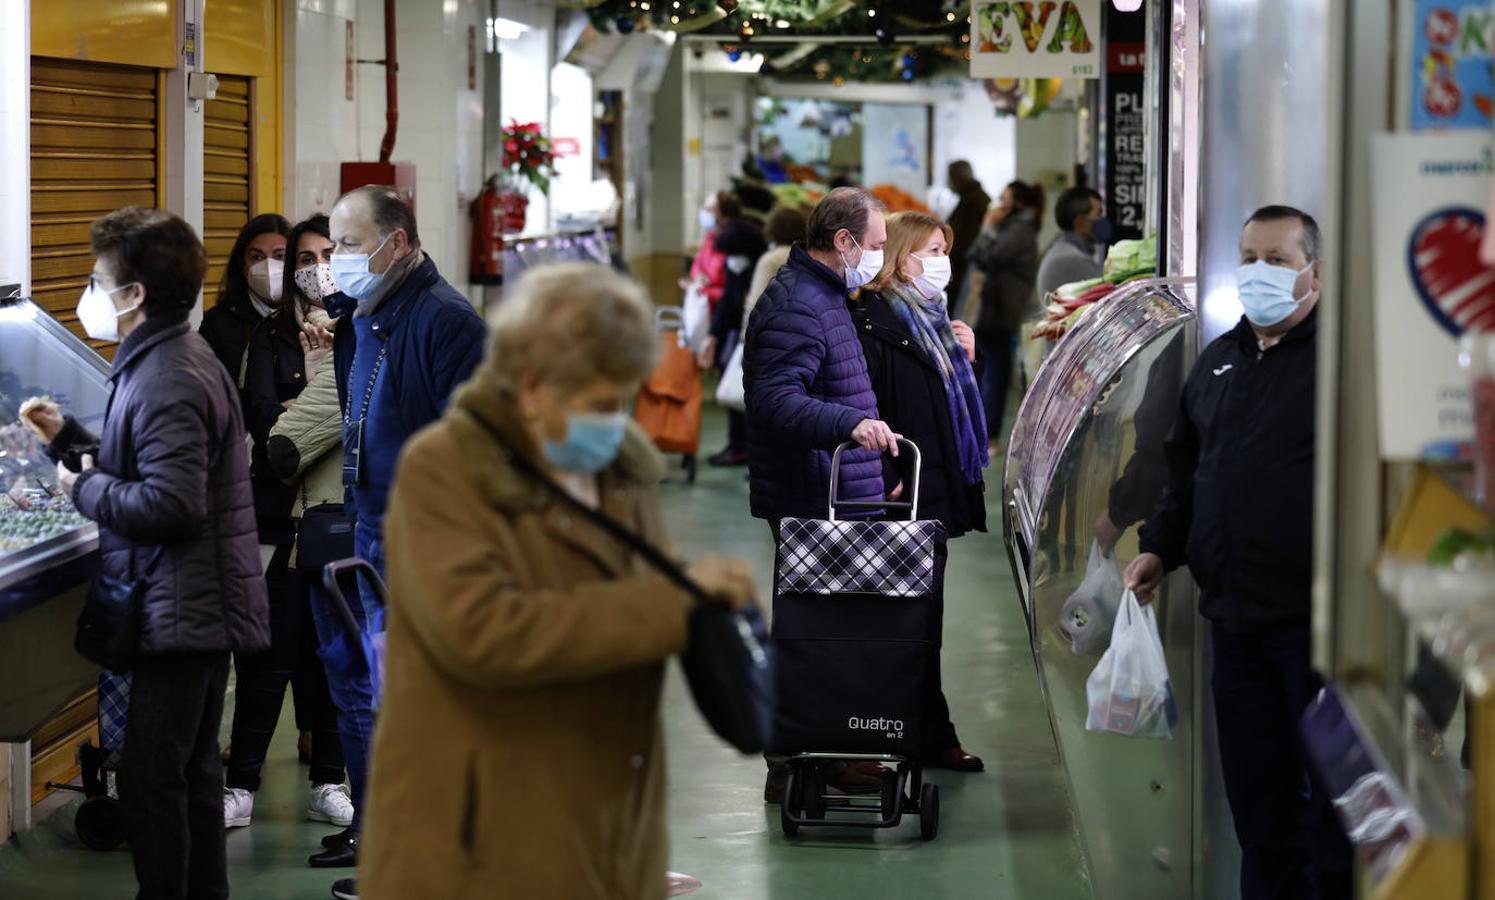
543 411 628 473
1090 216 1115 246
1237 260 1315 327
330 233 393 301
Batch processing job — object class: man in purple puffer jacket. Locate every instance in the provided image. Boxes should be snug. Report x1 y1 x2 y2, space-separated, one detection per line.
743 187 900 803
743 187 899 523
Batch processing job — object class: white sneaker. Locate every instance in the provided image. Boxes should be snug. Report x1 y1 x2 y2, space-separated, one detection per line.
308 783 354 827
223 788 254 828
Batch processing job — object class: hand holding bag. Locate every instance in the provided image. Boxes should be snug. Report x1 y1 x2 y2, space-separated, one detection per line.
76 547 164 672
1084 589 1178 739
468 412 775 754
715 340 747 411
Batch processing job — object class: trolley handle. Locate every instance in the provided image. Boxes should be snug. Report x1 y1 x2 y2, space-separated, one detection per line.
654 305 684 333
321 558 389 640
828 439 921 522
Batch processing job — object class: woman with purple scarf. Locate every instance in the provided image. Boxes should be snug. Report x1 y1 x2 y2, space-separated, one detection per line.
852 210 989 773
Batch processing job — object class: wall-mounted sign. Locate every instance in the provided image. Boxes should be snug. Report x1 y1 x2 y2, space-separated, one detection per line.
970 0 1101 80
1410 0 1493 130
1371 132 1493 458
1102 0 1146 241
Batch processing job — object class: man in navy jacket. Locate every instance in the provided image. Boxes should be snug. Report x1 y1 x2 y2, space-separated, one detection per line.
743 186 899 523
313 185 486 883
1125 206 1352 900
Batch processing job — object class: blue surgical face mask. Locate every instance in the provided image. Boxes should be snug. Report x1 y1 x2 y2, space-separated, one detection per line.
698 209 717 233
330 233 393 301
1237 260 1314 327
543 411 628 473
1090 216 1115 245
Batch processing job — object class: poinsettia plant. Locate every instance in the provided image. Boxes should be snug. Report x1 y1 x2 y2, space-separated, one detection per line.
502 120 560 195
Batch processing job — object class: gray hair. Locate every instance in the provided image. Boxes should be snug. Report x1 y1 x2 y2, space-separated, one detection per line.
806 187 883 252
487 263 658 393
1245 205 1321 262
339 184 421 247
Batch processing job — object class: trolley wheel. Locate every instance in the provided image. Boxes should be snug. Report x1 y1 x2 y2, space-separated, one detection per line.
881 778 899 821
919 784 940 841
803 766 826 820
76 796 126 851
683 454 698 484
780 799 799 837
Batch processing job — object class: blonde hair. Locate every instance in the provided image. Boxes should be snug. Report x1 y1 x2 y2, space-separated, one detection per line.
865 211 953 295
487 262 658 393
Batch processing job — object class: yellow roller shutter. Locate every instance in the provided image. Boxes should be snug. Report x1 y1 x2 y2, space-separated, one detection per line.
203 75 253 311
30 57 160 354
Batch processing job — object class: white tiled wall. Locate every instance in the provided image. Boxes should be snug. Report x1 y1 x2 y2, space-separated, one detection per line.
287 0 487 299
0 6 30 292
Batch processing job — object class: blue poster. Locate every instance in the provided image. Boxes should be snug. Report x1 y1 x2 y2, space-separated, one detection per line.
1411 2 1494 130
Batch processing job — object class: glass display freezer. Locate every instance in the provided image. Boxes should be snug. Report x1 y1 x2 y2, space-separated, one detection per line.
1002 276 1241 900
0 293 110 760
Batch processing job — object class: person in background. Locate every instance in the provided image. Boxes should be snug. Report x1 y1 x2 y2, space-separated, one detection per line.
200 214 291 385
223 214 350 834
1124 206 1352 900
758 135 789 184
24 207 268 900
853 211 987 772
943 160 992 318
699 192 767 467
361 262 756 900
744 186 899 803
317 184 487 895
1037 187 1109 301
968 180 1042 453
680 192 728 315
743 206 808 334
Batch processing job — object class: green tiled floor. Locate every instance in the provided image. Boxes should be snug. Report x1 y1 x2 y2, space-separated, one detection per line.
0 414 1088 899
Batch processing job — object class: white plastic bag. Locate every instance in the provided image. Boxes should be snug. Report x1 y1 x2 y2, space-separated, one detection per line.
1085 589 1178 739
716 341 746 410
680 285 711 354
1060 541 1124 656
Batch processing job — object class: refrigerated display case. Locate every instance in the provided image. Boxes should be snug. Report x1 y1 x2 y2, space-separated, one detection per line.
1003 276 1240 900
0 293 111 828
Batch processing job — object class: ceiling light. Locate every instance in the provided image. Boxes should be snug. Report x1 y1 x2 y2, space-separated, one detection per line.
1112 0 1143 9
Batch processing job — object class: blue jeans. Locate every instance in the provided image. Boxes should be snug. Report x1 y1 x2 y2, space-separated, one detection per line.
977 330 1017 439
1212 621 1353 900
307 524 385 832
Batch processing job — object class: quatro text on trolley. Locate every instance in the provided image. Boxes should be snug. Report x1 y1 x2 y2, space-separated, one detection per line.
848 716 906 739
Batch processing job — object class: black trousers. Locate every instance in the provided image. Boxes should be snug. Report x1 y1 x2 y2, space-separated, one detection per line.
1212 620 1354 900
226 546 345 790
121 652 232 900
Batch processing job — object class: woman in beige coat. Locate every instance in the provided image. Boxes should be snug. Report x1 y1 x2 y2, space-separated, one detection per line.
361 263 756 900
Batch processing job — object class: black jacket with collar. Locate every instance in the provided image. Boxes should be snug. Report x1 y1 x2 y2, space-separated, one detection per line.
851 291 987 539
1139 310 1318 629
49 313 270 657
199 289 263 386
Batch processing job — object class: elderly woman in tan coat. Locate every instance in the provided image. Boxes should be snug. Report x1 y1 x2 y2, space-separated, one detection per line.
361 262 756 900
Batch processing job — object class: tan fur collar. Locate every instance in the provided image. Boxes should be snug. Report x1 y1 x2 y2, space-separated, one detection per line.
447 370 664 512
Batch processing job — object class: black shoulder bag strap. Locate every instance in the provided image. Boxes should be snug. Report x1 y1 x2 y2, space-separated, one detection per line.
461 410 774 755
462 411 708 604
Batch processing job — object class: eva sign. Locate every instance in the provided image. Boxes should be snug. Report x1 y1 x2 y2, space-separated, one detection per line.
1371 132 1492 458
970 0 1101 80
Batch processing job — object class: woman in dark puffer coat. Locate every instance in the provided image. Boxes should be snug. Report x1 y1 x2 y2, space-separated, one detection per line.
25 207 268 900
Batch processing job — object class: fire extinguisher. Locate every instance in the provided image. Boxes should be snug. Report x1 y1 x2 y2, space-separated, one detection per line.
469 176 505 286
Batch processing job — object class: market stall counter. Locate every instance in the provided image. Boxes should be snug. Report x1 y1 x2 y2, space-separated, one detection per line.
0 293 110 829
1003 276 1241 900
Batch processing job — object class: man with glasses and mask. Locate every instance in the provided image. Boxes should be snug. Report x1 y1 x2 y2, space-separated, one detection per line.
742 186 900 803
1123 205 1352 900
311 185 485 892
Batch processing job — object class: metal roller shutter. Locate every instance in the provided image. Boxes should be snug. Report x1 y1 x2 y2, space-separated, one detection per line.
30 57 160 355
203 75 253 311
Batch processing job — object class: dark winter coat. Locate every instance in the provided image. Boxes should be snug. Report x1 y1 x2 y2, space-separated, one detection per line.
947 181 992 306
852 292 987 538
325 254 486 529
49 314 269 658
969 210 1039 339
242 316 306 545
1139 311 1318 630
743 243 883 521
199 289 263 386
709 219 769 349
